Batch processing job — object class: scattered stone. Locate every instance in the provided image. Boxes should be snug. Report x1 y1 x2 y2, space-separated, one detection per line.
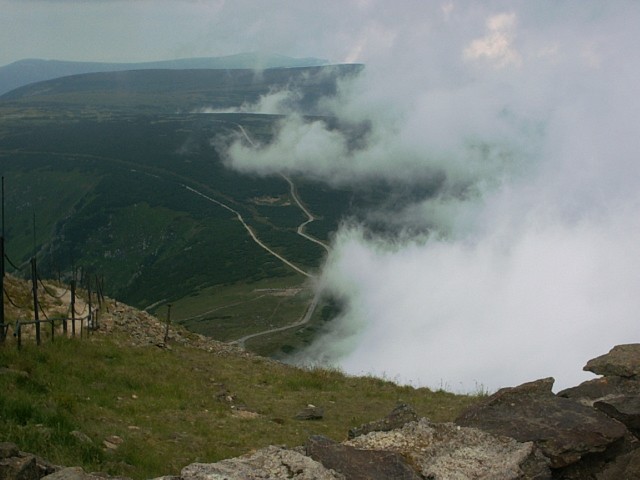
231 409 261 419
42 467 96 480
348 403 418 439
346 418 551 480
295 405 324 420
0 367 29 378
455 378 628 469
584 344 640 378
306 435 421 480
103 436 124 451
70 431 93 445
0 442 19 459
179 445 341 480
41 466 132 480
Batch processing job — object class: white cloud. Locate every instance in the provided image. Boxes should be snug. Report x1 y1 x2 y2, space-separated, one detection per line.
222 2 640 392
464 12 522 67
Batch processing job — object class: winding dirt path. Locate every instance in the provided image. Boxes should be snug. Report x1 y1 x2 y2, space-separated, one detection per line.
183 185 311 278
280 174 330 253
219 124 331 347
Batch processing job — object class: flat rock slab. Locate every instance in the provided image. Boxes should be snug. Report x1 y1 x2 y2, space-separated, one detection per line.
346 418 550 480
455 378 628 469
180 445 342 480
294 405 324 420
306 435 421 480
584 344 640 378
558 376 640 405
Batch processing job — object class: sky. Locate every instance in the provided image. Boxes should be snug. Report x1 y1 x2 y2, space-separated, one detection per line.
4 0 640 393
2 0 432 66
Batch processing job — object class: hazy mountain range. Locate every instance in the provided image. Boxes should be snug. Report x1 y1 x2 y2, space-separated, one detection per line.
0 52 328 96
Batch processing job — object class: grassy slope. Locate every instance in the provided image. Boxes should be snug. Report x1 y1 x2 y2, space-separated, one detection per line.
0 277 479 479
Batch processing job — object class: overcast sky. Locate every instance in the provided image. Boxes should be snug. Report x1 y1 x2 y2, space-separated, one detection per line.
1 0 425 66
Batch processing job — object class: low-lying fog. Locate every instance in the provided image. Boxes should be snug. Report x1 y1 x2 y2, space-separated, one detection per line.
222 2 640 392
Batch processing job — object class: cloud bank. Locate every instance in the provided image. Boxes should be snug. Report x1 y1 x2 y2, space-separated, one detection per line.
222 1 640 392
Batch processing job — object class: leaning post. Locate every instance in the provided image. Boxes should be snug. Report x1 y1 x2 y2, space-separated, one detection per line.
71 279 76 337
164 304 172 344
31 257 40 345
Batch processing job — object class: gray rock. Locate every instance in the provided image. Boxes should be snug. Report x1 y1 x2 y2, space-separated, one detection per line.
584 344 640 378
455 378 628 469
348 403 418 439
70 431 93 445
346 418 551 480
558 376 640 438
0 443 19 460
294 405 324 420
42 467 94 480
180 445 341 480
0 455 39 480
594 396 640 438
558 376 640 405
596 447 640 480
306 435 421 480
41 467 131 480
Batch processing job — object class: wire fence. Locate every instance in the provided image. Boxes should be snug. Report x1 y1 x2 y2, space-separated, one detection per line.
1 250 105 349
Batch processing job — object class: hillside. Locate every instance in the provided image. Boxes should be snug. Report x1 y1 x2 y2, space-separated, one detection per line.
0 63 431 359
0 53 328 96
0 275 476 479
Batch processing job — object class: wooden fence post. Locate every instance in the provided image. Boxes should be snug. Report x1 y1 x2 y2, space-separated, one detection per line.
71 279 76 337
164 304 172 344
31 258 40 345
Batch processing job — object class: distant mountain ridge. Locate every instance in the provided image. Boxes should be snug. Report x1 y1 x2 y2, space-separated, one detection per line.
0 52 328 95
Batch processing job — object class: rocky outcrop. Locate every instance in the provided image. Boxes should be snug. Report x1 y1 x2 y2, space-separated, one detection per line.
116 343 640 478
559 344 640 439
345 418 550 479
455 377 629 469
8 344 640 480
0 442 59 480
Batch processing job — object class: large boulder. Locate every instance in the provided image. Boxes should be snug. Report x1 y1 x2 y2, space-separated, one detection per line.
584 344 640 378
179 445 341 480
345 418 550 479
455 378 628 469
559 353 640 438
306 435 421 480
